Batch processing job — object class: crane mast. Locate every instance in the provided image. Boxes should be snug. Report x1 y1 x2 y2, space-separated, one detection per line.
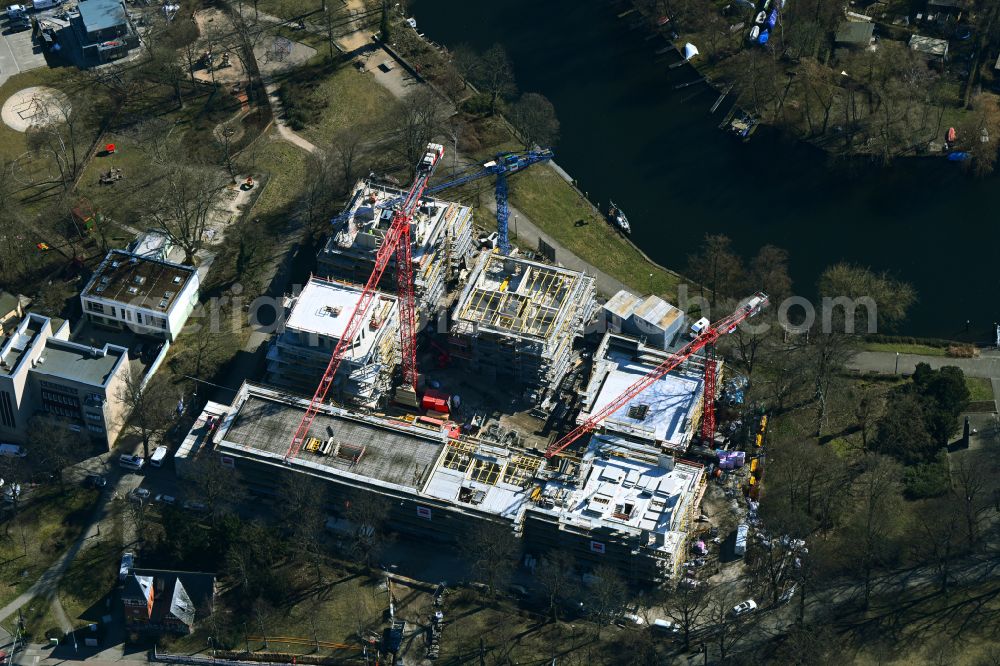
285 143 445 459
545 292 769 459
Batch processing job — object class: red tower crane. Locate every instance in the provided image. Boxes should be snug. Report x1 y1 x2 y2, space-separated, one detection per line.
285 143 446 459
544 292 769 459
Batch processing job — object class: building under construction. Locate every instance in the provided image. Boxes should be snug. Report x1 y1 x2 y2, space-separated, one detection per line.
449 253 597 400
578 332 706 454
176 380 704 584
526 441 706 583
264 277 399 409
316 179 475 315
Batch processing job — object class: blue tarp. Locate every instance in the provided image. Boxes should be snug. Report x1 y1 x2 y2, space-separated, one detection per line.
947 152 971 161
758 29 769 44
766 8 779 29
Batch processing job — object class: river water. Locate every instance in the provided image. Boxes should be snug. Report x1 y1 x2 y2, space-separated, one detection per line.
411 0 998 338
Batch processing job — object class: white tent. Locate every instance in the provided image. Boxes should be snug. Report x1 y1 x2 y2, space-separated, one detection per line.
683 43 700 60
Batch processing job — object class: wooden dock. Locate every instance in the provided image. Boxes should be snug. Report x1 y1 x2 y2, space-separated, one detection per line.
709 84 734 114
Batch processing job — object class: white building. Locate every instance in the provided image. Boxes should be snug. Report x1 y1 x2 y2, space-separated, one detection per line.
265 277 399 409
0 313 131 447
80 250 199 342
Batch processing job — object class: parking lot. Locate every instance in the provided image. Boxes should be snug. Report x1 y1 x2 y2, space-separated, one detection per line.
0 15 50 87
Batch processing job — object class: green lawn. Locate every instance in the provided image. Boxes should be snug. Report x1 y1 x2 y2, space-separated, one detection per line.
966 376 994 403
0 486 99 610
57 513 123 631
861 342 949 357
506 163 683 300
296 64 401 149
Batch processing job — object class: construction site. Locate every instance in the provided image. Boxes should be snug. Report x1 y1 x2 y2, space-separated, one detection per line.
180 142 770 587
449 252 596 402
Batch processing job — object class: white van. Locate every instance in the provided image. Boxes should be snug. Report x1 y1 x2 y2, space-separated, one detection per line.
0 443 27 458
149 446 168 468
118 454 144 471
32 0 62 10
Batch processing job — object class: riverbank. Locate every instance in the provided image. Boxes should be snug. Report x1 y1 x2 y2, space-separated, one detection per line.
379 16 692 301
623 0 1000 171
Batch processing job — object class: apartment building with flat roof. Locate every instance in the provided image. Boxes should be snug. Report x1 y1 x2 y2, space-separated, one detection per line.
0 314 130 447
81 250 199 342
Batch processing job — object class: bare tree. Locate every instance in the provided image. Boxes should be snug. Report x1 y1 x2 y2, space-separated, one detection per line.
183 451 248 525
477 44 517 114
145 162 227 264
23 416 88 488
588 565 627 636
278 475 327 581
343 490 390 568
846 454 904 608
534 550 578 620
509 93 560 149
952 455 992 547
664 584 708 651
391 88 450 176
460 522 520 597
117 372 176 459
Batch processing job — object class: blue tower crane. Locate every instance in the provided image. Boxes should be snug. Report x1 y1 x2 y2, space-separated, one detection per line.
333 149 554 256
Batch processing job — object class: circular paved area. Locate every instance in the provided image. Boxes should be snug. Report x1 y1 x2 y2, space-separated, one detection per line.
1 86 70 132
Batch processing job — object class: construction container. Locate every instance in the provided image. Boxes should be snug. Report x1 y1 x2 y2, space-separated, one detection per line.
422 389 450 413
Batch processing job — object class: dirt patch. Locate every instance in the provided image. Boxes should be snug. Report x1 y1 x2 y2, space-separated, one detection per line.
2 86 70 132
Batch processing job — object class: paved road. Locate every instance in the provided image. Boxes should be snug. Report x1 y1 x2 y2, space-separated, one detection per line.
487 199 628 299
849 349 1000 379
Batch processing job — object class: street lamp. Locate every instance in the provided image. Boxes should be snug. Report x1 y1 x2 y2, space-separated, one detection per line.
513 214 518 240
648 273 653 295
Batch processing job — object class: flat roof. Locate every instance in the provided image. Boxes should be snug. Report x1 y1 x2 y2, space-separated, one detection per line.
284 278 396 358
909 34 948 56
633 295 682 331
83 250 196 313
603 290 640 320
324 180 471 264
455 253 589 340
587 352 702 448
0 315 46 376
219 386 445 490
34 339 127 387
535 450 703 552
423 440 540 521
78 0 127 33
835 20 875 44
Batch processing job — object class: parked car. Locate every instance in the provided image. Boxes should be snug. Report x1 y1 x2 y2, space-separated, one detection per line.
5 4 27 19
118 454 144 471
154 493 176 505
731 600 758 617
182 499 207 513
652 618 679 633
6 17 30 32
778 585 796 605
617 613 645 627
131 487 150 501
119 552 134 581
84 474 107 488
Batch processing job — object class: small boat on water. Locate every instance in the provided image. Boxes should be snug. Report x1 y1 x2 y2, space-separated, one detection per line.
608 200 631 235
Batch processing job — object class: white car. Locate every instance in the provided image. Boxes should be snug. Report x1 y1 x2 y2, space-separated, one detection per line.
652 618 679 633
132 488 150 501
731 599 758 617
618 613 645 627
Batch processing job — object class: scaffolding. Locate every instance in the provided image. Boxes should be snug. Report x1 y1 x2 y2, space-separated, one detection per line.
450 254 597 397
